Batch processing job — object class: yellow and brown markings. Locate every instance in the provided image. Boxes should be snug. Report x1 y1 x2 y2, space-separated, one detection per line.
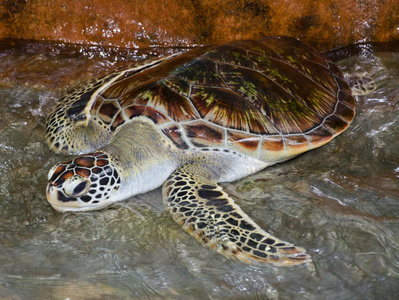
204 44 256 69
335 98 355 123
75 168 91 178
238 56 336 115
162 77 191 97
218 62 335 134
161 125 189 149
97 100 120 124
110 112 126 131
335 76 355 98
48 164 68 184
103 76 159 102
131 81 200 122
183 121 225 147
49 153 111 186
291 59 337 94
164 165 311 265
171 57 228 88
74 156 95 168
323 115 350 135
226 130 259 156
305 126 334 148
259 37 328 69
258 136 285 161
327 61 345 79
251 53 337 96
100 49 213 102
242 40 283 62
124 105 171 125
190 86 271 134
247 38 340 99
283 135 311 157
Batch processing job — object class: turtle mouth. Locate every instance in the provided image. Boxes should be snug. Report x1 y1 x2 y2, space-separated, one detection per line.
46 182 118 212
46 183 82 212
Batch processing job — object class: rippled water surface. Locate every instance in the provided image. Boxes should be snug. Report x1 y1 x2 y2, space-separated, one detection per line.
0 40 398 299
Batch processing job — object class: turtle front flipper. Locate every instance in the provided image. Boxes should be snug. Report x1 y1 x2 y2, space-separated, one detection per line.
162 164 312 266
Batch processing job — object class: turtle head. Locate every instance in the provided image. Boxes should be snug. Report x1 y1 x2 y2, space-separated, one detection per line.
46 152 122 212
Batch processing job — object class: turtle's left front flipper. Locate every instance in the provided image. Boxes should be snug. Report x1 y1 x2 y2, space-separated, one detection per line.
162 164 312 266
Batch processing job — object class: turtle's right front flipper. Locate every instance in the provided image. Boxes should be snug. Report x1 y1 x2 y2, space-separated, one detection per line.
162 164 312 266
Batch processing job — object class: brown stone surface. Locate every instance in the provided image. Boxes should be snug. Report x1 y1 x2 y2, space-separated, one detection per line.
0 0 398 50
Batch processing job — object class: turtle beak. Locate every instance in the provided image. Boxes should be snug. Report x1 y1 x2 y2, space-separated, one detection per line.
46 183 61 212
46 183 80 212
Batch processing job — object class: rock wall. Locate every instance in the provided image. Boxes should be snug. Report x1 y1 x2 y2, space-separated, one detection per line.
1 0 398 50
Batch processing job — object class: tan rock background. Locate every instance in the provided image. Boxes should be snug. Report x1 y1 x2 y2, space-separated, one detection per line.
1 0 398 51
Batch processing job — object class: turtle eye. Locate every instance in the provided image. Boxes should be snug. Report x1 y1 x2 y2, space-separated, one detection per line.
63 175 90 197
73 181 88 195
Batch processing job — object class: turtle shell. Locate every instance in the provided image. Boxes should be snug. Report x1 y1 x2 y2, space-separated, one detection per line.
63 36 355 163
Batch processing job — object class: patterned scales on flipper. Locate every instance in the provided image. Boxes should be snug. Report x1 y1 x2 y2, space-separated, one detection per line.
163 164 311 266
347 73 377 96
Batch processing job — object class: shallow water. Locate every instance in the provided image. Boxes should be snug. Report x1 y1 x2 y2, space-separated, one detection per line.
0 40 398 299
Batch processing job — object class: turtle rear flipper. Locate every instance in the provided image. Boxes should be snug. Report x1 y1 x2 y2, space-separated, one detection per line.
348 73 377 96
162 164 312 266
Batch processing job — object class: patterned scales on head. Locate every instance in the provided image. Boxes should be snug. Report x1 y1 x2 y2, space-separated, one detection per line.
45 36 355 266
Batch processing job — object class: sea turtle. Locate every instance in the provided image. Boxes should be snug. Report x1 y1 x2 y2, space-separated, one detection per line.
45 36 356 266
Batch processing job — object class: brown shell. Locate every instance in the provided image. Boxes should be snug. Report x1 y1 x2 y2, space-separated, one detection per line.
78 36 355 162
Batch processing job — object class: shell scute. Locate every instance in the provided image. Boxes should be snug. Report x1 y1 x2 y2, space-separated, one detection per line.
130 81 200 122
241 40 283 61
75 168 91 178
323 115 350 135
327 61 345 79
98 100 120 124
283 135 310 155
74 156 95 168
184 121 225 148
259 136 285 162
259 37 328 69
171 57 228 87
306 126 334 148
162 77 191 97
162 125 190 149
335 76 353 96
339 90 356 110
124 105 171 125
204 45 256 69
190 86 270 134
110 112 126 131
226 130 260 154
335 100 355 122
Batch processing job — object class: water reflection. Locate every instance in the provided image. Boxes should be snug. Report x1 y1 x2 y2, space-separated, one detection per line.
0 40 398 299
